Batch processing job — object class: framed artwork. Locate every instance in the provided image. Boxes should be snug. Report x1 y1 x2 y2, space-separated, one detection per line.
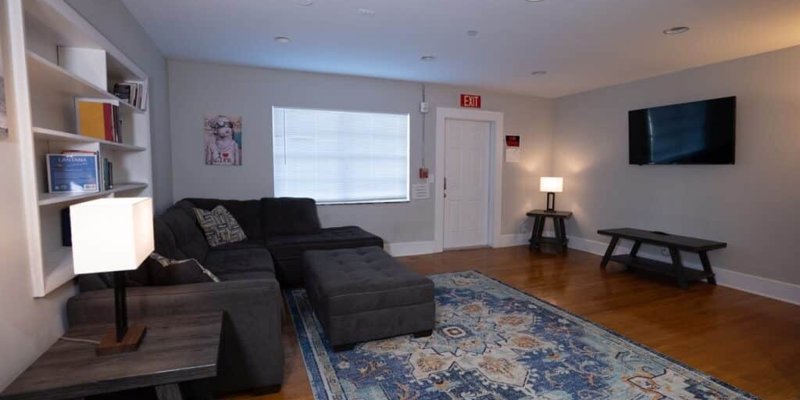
204 115 242 166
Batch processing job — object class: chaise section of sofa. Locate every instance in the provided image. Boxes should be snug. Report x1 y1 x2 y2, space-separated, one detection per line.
185 197 385 286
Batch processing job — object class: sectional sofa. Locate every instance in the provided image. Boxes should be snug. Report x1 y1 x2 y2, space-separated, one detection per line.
66 197 383 395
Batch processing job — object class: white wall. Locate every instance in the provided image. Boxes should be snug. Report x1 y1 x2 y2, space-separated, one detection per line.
67 0 173 212
0 2 73 389
0 0 170 389
168 60 553 243
554 44 800 286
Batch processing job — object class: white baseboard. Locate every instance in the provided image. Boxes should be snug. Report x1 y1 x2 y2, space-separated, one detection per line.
495 233 531 248
568 235 800 306
385 241 438 257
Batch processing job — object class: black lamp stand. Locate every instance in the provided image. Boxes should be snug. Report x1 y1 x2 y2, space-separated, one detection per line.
545 192 557 212
96 271 147 355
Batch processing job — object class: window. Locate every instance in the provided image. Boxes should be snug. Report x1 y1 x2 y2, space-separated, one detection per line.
272 107 410 204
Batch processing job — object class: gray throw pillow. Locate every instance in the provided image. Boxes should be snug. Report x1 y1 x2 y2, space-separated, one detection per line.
148 253 220 285
193 205 247 247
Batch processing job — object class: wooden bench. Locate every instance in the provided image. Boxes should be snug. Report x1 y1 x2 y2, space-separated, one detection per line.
597 228 726 288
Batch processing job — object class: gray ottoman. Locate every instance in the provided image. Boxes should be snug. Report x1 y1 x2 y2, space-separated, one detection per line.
302 246 435 350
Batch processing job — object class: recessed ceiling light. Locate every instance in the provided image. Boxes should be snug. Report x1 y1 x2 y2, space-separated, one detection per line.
663 26 690 35
358 8 376 16
274 36 291 43
420 55 436 62
290 0 314 6
467 30 479 37
531 70 547 76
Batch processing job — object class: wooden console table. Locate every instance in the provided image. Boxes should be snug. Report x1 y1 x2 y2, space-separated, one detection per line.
0 313 222 400
597 228 726 288
527 210 572 253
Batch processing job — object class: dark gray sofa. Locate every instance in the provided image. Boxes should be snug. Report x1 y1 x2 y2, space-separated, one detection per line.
66 197 383 396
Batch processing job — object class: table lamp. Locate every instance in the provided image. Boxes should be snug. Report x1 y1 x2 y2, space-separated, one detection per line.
540 177 563 212
70 197 154 355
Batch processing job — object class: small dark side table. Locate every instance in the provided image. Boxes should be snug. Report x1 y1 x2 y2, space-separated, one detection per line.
0 313 222 400
527 209 573 253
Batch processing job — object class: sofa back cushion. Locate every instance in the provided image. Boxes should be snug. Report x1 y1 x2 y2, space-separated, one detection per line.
154 217 189 260
261 197 322 237
184 198 263 240
160 201 209 261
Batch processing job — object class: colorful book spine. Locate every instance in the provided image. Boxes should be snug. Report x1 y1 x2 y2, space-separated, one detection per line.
75 99 120 142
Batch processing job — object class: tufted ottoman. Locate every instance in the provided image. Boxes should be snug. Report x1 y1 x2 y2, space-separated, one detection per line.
302 246 435 350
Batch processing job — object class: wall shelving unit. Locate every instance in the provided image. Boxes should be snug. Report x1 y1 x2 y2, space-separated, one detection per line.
2 0 153 297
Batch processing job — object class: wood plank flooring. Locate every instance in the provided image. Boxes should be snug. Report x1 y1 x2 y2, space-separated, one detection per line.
226 246 800 400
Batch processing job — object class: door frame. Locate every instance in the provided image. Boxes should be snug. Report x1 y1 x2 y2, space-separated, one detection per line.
434 107 504 252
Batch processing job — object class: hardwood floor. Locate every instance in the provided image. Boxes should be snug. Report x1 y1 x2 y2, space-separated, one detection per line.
227 246 800 400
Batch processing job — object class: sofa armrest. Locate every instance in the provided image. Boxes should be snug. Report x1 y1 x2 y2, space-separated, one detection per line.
67 280 284 394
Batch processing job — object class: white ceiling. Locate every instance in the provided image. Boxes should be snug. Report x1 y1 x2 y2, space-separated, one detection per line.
121 0 800 98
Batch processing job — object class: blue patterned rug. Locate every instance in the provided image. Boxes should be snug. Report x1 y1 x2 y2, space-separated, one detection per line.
286 271 756 399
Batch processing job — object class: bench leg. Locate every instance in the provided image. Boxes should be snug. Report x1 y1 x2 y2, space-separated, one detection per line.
699 251 717 285
668 247 688 289
155 384 183 400
630 241 642 257
600 236 619 268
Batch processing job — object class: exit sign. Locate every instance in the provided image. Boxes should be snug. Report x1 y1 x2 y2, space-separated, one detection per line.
460 94 481 108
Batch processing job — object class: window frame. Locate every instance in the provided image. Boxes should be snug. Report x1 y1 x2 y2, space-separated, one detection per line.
271 106 412 205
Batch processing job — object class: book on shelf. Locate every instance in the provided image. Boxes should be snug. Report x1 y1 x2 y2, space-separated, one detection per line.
75 98 122 143
102 158 114 190
113 80 147 111
46 152 100 193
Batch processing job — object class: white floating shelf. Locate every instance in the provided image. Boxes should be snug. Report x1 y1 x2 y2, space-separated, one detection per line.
26 50 140 112
38 182 148 206
33 127 146 152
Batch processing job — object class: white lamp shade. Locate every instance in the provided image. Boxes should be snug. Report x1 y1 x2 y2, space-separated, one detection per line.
70 198 154 274
540 177 564 193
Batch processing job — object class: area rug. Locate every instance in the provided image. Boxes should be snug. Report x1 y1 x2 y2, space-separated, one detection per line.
286 271 756 399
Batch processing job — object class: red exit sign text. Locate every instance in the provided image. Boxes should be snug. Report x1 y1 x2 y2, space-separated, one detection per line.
460 94 481 108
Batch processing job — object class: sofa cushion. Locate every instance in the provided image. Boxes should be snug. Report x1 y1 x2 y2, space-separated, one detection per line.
204 248 276 276
265 226 383 260
160 202 209 261
212 239 267 251
264 226 383 286
77 264 151 292
193 206 248 247
215 270 275 282
303 247 434 316
153 218 189 260
261 197 321 237
184 198 264 240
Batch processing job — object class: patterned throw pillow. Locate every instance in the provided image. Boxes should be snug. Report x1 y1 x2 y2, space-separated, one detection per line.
193 205 247 247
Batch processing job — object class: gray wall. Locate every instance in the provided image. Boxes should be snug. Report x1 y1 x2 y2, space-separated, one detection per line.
67 0 173 212
553 44 800 285
168 60 553 243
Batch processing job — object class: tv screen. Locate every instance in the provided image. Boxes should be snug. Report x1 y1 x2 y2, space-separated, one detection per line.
629 97 736 165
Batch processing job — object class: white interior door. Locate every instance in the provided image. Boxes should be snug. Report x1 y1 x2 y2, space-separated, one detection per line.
443 119 492 249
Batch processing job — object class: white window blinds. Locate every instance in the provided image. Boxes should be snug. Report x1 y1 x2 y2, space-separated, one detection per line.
272 107 410 204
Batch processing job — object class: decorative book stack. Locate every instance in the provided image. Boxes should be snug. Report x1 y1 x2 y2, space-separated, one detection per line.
76 98 122 143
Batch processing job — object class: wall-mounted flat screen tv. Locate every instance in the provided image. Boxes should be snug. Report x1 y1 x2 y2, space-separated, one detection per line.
629 96 736 165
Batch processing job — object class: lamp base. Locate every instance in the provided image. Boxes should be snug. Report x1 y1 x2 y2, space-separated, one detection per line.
96 324 147 356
